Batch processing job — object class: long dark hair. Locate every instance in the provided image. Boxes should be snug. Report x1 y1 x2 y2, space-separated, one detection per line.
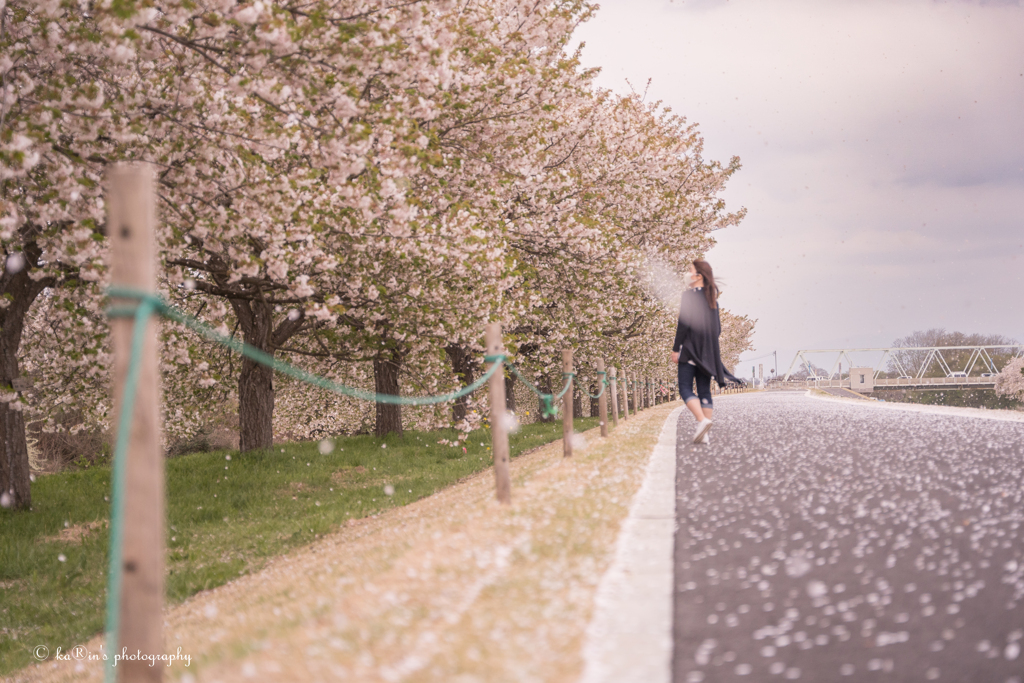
693 259 718 310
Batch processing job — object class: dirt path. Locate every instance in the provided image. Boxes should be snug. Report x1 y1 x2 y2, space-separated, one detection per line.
11 402 679 683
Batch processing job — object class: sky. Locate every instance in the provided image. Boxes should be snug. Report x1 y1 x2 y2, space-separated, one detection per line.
573 0 1024 377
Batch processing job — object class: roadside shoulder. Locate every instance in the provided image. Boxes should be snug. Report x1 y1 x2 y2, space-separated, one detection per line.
580 405 682 683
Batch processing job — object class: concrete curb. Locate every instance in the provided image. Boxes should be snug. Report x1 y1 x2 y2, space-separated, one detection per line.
579 406 682 683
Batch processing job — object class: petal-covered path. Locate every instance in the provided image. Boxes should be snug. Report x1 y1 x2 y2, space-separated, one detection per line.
673 393 1024 683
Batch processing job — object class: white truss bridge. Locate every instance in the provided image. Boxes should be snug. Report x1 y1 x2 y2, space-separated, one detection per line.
782 345 1024 389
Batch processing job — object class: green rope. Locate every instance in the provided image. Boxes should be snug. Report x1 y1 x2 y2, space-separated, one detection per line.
107 288 504 406
554 372 576 401
505 364 575 418
102 288 512 680
506 364 553 417
586 371 608 399
102 286 603 667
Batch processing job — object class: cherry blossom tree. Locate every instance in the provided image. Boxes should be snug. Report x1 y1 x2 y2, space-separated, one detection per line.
149 0 747 440
995 357 1024 402
9 0 562 461
4 0 756 494
719 310 756 372
272 0 596 436
491 90 744 399
0 0 123 509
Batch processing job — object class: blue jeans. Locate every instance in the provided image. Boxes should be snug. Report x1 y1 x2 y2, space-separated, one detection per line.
678 362 713 409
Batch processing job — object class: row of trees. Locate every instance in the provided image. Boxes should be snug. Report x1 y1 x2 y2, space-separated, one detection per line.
0 0 754 510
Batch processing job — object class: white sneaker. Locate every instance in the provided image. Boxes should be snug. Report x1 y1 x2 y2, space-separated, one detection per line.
702 432 710 445
693 419 713 444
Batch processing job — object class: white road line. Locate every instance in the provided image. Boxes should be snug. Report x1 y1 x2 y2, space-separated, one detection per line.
579 406 682 683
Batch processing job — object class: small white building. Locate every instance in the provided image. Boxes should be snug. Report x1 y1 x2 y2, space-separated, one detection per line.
850 367 874 392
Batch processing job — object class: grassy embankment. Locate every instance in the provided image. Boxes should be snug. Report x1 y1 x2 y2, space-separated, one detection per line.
874 388 1023 411
0 417 598 674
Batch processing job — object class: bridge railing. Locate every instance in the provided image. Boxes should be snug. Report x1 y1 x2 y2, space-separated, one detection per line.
783 345 1023 382
873 376 996 388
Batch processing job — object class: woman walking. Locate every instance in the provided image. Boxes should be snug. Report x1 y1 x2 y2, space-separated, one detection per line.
672 259 741 444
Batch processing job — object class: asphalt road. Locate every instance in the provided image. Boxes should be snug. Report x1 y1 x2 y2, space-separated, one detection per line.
672 392 1024 683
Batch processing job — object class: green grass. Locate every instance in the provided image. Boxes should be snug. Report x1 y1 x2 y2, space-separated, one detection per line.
873 388 1024 411
0 417 598 674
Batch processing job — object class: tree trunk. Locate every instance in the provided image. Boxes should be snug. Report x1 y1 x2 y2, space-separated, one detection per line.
573 385 583 418
238 357 274 452
232 298 276 452
228 293 310 453
504 373 517 413
0 377 31 511
539 374 555 423
0 242 51 511
445 344 476 424
373 348 403 438
589 384 599 417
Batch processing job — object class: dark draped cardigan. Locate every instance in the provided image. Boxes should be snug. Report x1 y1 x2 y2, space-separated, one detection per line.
672 287 743 387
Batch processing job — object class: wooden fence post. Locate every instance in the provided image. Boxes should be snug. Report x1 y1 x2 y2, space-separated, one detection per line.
614 368 622 417
485 324 511 503
627 372 633 412
620 368 630 419
562 349 574 458
609 366 619 427
597 358 608 437
108 164 164 683
628 369 634 417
